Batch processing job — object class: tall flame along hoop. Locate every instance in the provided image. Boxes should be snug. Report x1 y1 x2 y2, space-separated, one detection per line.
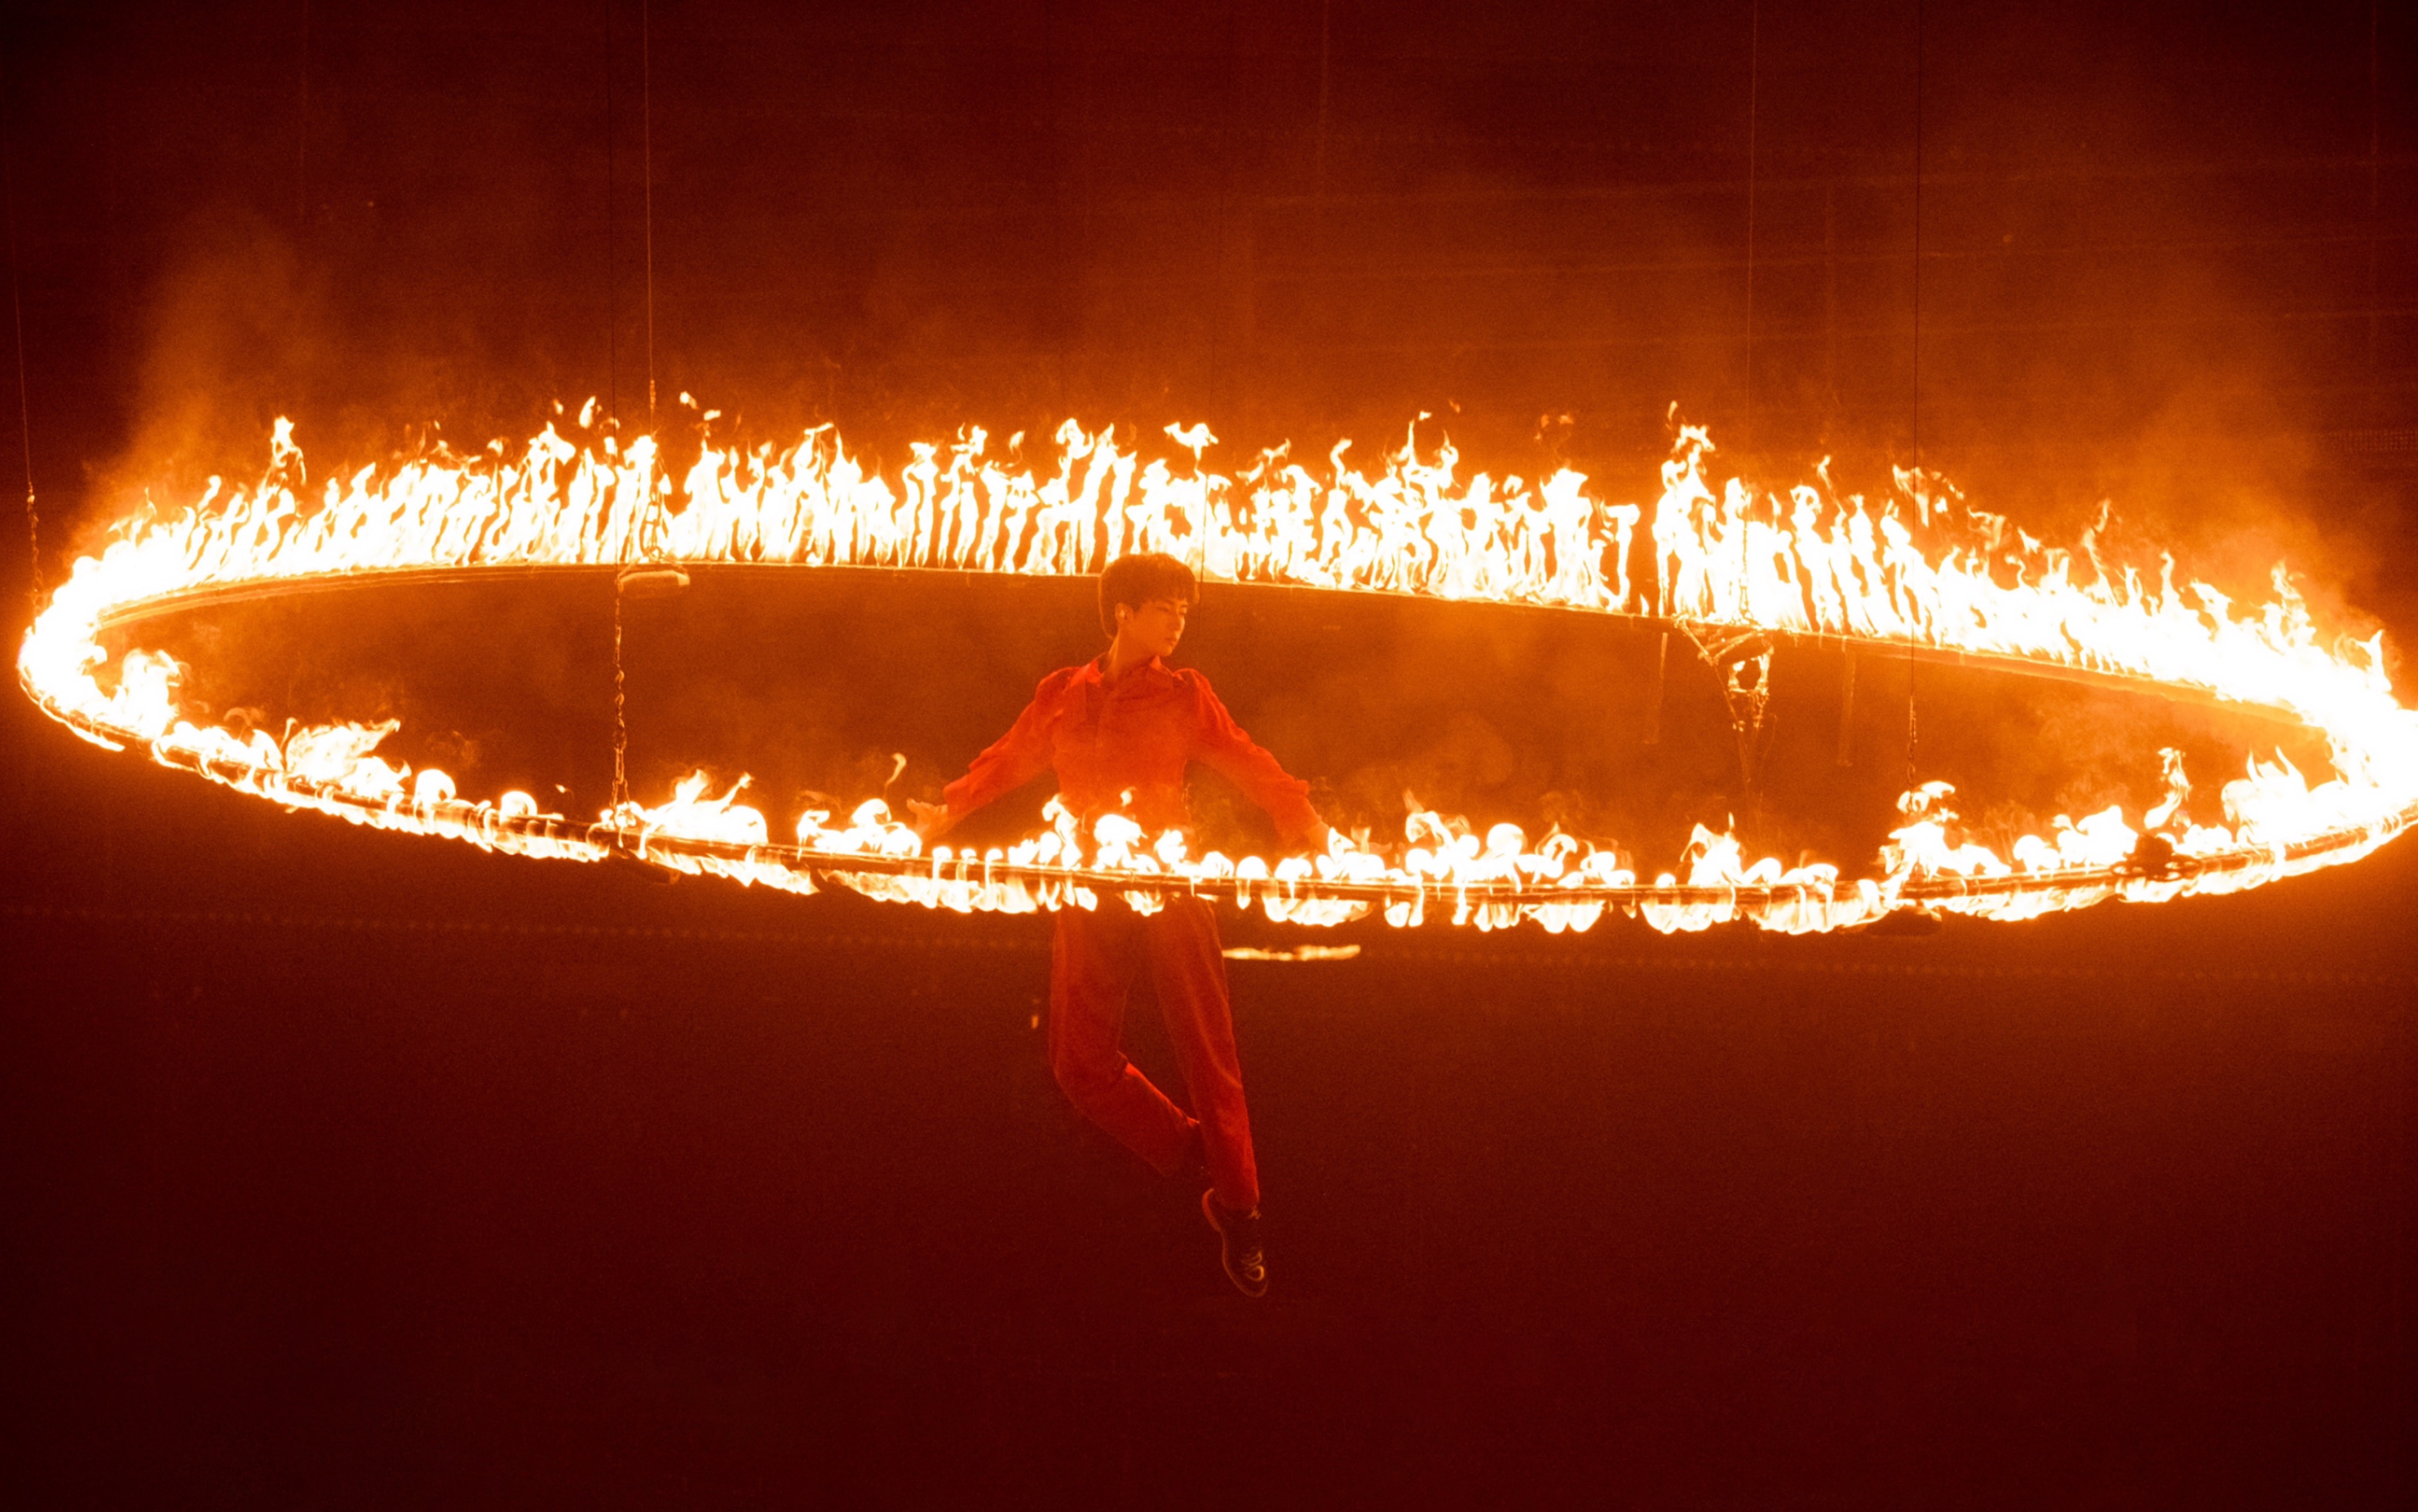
18 410 2418 937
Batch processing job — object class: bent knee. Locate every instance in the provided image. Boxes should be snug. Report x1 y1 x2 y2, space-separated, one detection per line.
1050 1042 1128 1105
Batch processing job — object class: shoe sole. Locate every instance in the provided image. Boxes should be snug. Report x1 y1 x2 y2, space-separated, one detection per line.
1202 1189 1268 1299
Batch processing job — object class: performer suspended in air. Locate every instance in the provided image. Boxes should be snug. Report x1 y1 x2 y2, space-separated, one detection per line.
912 552 1329 1298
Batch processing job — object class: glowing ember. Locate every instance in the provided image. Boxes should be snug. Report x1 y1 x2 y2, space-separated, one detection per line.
17 402 2417 934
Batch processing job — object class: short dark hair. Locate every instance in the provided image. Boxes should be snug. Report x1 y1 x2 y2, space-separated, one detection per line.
1098 552 1198 636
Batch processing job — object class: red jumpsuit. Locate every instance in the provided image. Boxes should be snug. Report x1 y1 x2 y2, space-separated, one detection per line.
941 656 1321 1213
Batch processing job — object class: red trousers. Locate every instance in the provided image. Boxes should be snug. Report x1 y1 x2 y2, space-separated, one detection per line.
1049 895 1260 1213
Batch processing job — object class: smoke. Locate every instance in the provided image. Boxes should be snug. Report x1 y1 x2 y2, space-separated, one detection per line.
78 208 326 545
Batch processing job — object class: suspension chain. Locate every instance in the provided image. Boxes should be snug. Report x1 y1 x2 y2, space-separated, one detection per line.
1906 671 1920 795
607 0 660 822
611 580 630 814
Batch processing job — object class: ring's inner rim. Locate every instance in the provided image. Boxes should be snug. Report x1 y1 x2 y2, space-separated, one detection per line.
86 561 2320 733
37 555 2391 914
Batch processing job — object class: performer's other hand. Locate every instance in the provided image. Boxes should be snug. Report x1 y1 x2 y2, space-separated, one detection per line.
907 798 949 842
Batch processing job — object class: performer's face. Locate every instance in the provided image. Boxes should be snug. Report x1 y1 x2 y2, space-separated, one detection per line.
1118 596 1190 659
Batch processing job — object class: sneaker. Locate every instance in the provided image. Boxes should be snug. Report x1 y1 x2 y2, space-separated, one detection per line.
1201 1189 1268 1298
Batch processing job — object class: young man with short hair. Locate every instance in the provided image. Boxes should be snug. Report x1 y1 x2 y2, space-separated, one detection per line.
912 552 1329 1298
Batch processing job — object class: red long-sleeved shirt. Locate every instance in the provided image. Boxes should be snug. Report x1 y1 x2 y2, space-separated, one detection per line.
941 656 1321 848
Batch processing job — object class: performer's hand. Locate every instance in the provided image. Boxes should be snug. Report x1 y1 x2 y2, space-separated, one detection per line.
907 798 950 842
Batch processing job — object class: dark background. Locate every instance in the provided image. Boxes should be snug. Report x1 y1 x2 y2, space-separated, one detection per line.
3 1 2415 1504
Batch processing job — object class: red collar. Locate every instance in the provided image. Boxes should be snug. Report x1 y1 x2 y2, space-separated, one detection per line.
1086 654 1174 692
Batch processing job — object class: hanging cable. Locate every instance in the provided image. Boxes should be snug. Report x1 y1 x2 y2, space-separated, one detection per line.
1741 0 1760 448
608 0 676 823
2368 0 2382 403
1910 0 1923 474
1724 1 1767 802
1312 0 1332 198
2 51 38 608
297 0 312 228
604 0 618 420
1905 0 1923 797
1311 0 1332 265
642 0 657 430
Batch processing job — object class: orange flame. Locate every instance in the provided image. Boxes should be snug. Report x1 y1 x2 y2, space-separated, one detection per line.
18 405 2416 934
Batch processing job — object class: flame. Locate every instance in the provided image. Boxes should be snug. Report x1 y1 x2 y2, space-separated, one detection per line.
18 405 2417 935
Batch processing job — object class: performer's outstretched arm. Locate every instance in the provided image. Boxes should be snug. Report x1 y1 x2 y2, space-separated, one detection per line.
917 670 1069 839
1187 675 1329 851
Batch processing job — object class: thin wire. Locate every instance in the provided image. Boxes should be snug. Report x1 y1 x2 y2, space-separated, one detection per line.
2368 0 2381 405
1 47 36 606
2380 2 2407 1462
605 0 617 420
1906 0 1923 795
1822 184 1839 434
1736 0 1760 663
297 0 311 228
1910 0 1923 475
1311 0 1332 265
1312 0 1332 197
613 0 660 819
1742 0 1759 447
642 0 657 430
